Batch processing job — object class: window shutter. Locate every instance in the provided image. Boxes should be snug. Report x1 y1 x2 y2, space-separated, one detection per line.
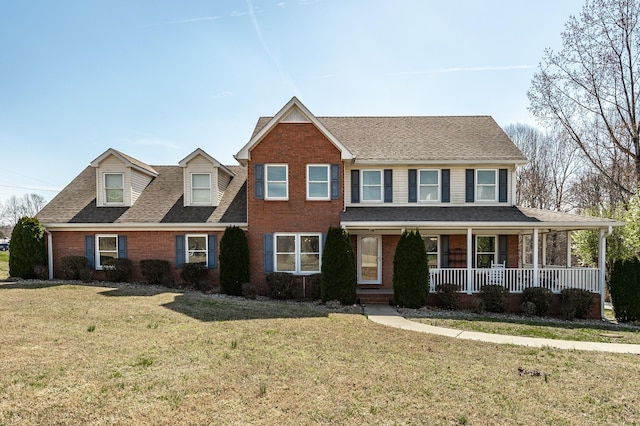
85 235 95 269
498 235 508 265
498 169 508 202
254 164 264 199
330 164 340 200
384 169 393 203
351 169 360 203
408 169 417 203
175 235 185 269
465 169 475 203
440 235 449 268
208 235 217 268
117 235 127 259
441 169 450 203
263 234 274 273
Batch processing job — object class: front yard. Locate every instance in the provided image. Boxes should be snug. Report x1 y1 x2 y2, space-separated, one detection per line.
1 280 639 425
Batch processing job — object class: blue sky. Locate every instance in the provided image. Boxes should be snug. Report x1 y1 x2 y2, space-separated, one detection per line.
0 0 585 205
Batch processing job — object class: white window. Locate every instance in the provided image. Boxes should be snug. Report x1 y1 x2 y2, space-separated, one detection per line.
186 234 208 264
104 173 124 204
307 165 330 200
419 170 439 202
266 165 288 200
476 170 497 201
274 233 321 273
191 173 211 204
476 236 496 268
423 236 439 268
96 234 118 270
361 170 382 202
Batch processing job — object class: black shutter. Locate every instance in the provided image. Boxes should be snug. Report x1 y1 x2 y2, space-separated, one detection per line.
254 164 264 199
85 235 95 269
351 169 360 203
440 235 450 268
465 169 475 203
384 169 393 203
441 169 450 203
264 234 274 273
330 164 340 200
175 235 185 269
408 169 417 203
498 169 508 202
498 235 508 265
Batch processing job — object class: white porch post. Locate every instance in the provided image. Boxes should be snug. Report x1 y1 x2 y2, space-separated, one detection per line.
467 228 473 294
566 230 572 267
598 227 608 319
542 233 547 268
532 228 539 286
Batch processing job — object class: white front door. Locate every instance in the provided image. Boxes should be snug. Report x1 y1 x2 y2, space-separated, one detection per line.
358 235 381 284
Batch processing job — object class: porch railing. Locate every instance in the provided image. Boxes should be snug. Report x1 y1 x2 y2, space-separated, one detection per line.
429 267 600 294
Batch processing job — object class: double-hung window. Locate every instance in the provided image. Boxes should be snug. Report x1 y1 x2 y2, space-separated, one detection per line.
419 170 439 201
186 234 208 264
423 236 439 268
96 234 118 269
476 236 496 268
274 233 321 273
191 173 211 204
266 165 288 200
476 170 497 201
104 173 124 204
361 170 382 202
307 165 330 200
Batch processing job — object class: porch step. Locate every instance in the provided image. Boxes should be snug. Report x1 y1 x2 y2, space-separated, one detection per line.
357 289 394 305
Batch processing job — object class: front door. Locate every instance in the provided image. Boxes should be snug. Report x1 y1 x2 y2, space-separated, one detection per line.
358 235 381 284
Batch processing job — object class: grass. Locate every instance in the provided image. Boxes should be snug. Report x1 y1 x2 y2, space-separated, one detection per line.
0 251 8 279
1 280 640 425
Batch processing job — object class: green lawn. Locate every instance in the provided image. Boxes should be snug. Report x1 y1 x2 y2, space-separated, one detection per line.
1 281 639 425
0 251 8 280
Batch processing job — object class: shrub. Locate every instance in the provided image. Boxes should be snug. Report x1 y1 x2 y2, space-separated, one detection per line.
139 259 171 285
219 226 250 296
393 230 428 309
521 287 553 316
435 283 460 310
180 263 209 290
8 216 47 279
266 272 295 300
102 258 133 282
60 255 90 280
321 227 357 305
610 258 640 322
303 273 322 301
478 284 509 313
560 288 594 320
521 301 537 316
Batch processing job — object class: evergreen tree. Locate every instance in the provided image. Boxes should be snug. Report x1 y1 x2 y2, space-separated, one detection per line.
610 258 640 322
321 227 357 304
393 229 428 308
9 216 47 279
219 226 249 296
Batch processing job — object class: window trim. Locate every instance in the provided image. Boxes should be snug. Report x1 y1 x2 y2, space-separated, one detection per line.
103 173 124 205
306 164 330 200
476 169 498 202
273 233 322 274
357 235 382 284
186 234 208 265
476 235 497 268
423 235 439 268
360 169 383 202
265 164 289 200
418 169 440 202
191 173 212 205
95 234 118 270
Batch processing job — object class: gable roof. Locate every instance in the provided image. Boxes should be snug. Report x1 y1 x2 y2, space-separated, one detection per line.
90 148 159 176
178 148 235 177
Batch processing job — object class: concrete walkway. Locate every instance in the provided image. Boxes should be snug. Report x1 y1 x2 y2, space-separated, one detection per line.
365 304 640 354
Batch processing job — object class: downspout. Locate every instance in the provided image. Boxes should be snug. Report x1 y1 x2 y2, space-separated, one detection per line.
599 226 613 319
45 228 53 280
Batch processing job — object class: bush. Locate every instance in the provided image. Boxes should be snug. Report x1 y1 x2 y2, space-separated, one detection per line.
219 226 250 296
8 216 47 279
60 255 90 280
521 287 553 316
321 227 357 305
610 258 640 322
140 259 171 285
266 272 295 300
180 263 209 290
393 230 428 309
521 301 537 316
102 258 133 282
303 273 322 301
435 283 460 310
560 288 594 320
478 284 509 313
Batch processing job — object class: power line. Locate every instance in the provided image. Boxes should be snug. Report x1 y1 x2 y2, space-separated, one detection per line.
0 183 60 192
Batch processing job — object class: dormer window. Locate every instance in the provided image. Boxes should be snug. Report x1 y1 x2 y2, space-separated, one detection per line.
191 173 212 204
104 173 124 204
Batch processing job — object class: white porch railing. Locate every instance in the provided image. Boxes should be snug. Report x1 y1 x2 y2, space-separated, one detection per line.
429 267 600 294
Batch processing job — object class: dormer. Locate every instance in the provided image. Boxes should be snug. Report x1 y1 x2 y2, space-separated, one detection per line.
179 148 235 207
90 149 158 207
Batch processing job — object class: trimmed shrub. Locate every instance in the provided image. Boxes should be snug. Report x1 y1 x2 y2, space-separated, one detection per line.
321 227 357 305
560 288 594 320
521 301 537 316
139 259 171 285
521 287 553 316
436 283 460 310
610 258 640 322
102 258 133 282
60 255 90 280
180 263 209 290
393 229 428 309
219 226 250 296
8 216 47 279
478 284 509 313
304 273 322 301
266 272 295 300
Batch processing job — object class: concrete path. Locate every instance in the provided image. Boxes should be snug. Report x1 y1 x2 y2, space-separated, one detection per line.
365 304 640 355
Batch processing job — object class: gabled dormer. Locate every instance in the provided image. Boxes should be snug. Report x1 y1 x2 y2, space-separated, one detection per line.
179 148 235 207
90 149 158 207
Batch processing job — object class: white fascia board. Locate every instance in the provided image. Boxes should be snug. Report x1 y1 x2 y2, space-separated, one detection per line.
340 221 621 231
352 159 528 166
41 223 248 232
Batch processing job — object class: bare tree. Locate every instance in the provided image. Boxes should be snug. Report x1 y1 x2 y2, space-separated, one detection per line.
1 194 47 226
528 0 640 205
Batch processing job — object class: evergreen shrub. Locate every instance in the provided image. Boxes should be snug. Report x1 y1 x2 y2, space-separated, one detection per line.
266 272 294 300
219 226 249 296
521 287 553 316
139 259 171 285
436 283 460 310
392 229 428 309
478 284 509 313
321 227 357 305
8 216 47 279
610 259 640 322
102 258 133 282
180 263 209 290
560 288 594 320
60 255 90 280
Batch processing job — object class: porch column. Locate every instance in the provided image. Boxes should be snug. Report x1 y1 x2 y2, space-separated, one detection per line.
542 233 547 267
467 228 473 294
566 231 572 267
532 228 539 287
598 227 608 318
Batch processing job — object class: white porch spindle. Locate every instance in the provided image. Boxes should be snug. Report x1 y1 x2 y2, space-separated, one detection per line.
532 228 539 287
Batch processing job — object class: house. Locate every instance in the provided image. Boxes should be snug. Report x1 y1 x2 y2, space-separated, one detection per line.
37 97 623 317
